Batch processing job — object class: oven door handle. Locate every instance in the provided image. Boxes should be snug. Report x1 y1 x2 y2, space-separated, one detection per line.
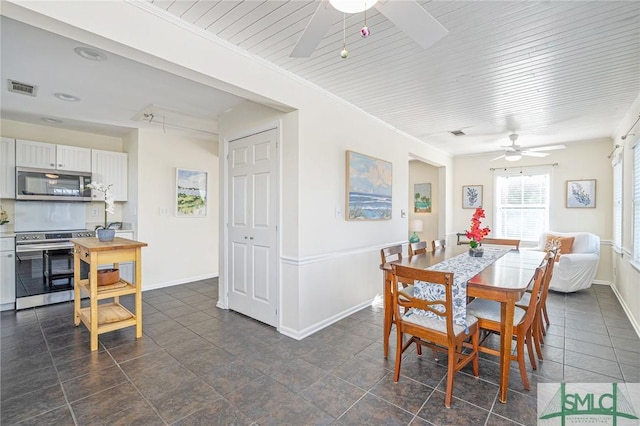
16 243 74 253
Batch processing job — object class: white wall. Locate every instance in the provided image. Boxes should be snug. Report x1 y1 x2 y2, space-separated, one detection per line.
453 139 614 283
409 160 440 244
612 92 640 334
133 128 219 289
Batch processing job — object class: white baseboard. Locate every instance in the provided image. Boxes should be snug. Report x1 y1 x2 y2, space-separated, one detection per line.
142 273 218 292
609 284 640 339
277 298 375 340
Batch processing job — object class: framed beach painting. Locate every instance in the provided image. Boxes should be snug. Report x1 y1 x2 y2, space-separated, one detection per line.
566 179 596 208
346 150 392 221
414 183 432 213
176 168 207 217
462 185 483 209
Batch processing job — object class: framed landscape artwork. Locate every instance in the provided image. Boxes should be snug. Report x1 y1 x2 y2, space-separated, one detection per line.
176 168 207 217
414 183 432 213
346 150 392 220
566 179 596 208
462 185 483 209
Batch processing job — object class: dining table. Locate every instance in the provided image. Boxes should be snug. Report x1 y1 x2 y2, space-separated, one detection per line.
380 245 546 403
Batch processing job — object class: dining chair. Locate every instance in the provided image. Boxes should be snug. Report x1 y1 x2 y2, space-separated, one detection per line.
408 241 428 256
516 250 557 361
391 264 479 408
431 239 446 251
466 263 546 391
481 237 521 249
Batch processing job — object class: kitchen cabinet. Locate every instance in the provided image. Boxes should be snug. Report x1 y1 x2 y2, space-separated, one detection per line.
1 237 15 311
1 137 16 198
56 144 91 172
16 139 90 172
91 149 128 201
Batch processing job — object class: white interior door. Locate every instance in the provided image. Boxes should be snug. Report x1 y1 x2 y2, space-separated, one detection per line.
227 128 278 327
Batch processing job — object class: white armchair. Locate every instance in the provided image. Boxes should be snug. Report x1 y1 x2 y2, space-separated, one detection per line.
532 232 600 293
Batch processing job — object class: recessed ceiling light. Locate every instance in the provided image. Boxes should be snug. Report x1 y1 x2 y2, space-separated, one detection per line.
54 92 80 102
74 46 107 61
41 117 63 124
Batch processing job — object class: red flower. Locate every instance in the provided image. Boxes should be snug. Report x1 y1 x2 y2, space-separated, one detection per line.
466 207 490 248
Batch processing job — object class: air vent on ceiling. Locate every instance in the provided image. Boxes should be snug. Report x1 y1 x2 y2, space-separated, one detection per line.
8 80 38 97
449 130 466 136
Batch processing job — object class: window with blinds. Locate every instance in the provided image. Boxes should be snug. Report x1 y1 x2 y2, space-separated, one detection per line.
634 142 640 263
613 153 623 250
493 166 551 242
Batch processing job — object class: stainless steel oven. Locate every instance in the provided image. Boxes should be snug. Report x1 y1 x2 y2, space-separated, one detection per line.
15 230 94 310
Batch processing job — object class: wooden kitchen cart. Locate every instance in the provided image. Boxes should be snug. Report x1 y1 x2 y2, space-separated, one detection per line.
71 237 148 351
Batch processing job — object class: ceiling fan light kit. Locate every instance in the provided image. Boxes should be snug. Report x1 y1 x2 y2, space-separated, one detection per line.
505 151 522 162
290 0 448 58
329 0 378 14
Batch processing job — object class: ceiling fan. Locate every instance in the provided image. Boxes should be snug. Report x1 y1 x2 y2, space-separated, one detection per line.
290 0 448 58
491 134 566 162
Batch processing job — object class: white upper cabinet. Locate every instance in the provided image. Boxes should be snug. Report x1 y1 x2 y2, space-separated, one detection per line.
56 144 91 172
15 139 90 172
0 137 16 198
16 139 56 169
91 149 128 201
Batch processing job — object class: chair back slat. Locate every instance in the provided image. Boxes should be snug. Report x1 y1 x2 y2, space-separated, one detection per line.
381 245 403 264
481 238 520 249
409 241 428 256
431 239 446 251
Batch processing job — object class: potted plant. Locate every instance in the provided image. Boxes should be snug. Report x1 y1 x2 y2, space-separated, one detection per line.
466 207 490 257
88 182 116 242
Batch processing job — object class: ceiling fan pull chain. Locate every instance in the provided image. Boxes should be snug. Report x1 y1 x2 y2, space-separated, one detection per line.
361 2 371 38
341 13 349 59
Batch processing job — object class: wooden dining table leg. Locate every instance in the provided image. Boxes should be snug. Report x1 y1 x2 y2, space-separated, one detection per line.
498 297 516 403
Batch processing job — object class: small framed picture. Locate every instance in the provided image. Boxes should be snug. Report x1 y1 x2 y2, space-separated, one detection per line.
462 185 483 209
566 179 596 208
414 183 432 213
176 168 208 217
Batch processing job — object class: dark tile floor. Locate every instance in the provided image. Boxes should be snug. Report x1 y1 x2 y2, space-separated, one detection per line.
1 281 638 425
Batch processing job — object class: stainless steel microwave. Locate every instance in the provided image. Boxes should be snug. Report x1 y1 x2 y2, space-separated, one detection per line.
16 167 92 201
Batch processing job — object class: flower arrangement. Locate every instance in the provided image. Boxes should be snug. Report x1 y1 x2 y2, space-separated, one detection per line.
0 205 9 226
87 182 114 230
466 207 490 249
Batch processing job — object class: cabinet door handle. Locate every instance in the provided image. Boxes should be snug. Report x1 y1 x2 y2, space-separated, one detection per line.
50 163 55 167
58 163 63 167
7 254 13 258
249 237 254 240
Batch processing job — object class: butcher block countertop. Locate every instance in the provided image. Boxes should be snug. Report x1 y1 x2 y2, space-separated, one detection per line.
70 237 148 251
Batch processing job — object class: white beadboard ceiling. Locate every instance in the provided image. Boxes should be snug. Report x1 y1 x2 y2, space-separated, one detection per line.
1 1 639 157
147 0 640 156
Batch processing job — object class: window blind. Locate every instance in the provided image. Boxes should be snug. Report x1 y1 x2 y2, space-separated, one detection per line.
613 153 623 249
493 166 551 242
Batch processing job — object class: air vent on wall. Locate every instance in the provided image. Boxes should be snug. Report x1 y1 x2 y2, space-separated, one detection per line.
7 80 38 96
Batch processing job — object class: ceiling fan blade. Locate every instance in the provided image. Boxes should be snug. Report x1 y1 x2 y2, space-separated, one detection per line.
375 0 448 50
290 0 340 58
527 144 566 152
500 145 519 151
491 154 506 161
522 151 549 158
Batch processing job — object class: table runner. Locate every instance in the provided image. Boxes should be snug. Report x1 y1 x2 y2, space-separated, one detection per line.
413 247 512 327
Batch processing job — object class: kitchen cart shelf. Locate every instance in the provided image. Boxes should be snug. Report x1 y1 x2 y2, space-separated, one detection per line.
77 302 136 334
71 237 147 351
75 278 136 299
